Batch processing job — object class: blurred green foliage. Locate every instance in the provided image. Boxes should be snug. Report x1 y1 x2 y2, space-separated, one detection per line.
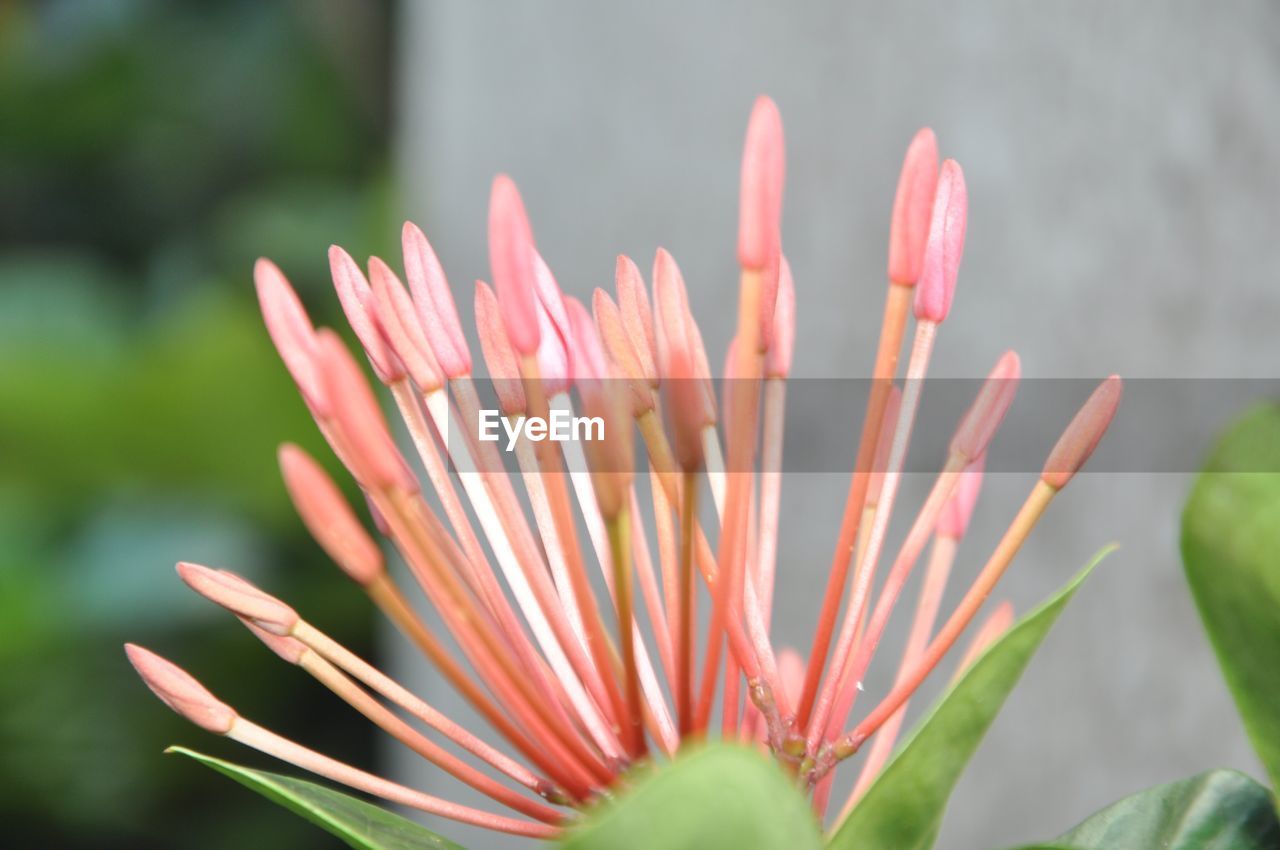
0 2 394 847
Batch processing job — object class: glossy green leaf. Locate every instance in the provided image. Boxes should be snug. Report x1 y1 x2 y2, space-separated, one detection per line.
1013 770 1280 850
1182 403 1280 790
169 747 466 850
560 743 821 850
829 547 1114 850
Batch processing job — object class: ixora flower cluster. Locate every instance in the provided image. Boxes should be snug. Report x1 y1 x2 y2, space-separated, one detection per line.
127 97 1121 839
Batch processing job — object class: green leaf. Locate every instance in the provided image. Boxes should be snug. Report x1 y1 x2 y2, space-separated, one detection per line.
1011 769 1280 850
560 743 821 850
1182 403 1280 790
169 747 466 850
829 547 1114 850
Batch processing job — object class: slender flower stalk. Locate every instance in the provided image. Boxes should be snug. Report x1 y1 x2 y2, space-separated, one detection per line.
795 129 939 728
128 99 1121 841
843 456 987 813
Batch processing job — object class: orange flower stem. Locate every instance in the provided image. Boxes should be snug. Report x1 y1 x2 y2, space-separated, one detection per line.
519 356 631 736
228 718 560 839
796 281 912 728
829 481 1056 764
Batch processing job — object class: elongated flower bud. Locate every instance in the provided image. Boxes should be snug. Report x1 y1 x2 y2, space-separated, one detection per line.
653 248 716 422
565 296 608 385
914 160 967 323
568 297 632 515
593 288 654 415
488 175 540 356
533 253 572 397
616 255 658 387
887 128 940 286
316 329 417 492
176 562 299 635
125 645 237 734
278 443 384 585
739 96 786 350
474 281 526 415
950 350 1021 461
765 256 795 378
653 247 691 375
738 96 785 272
665 344 706 471
937 455 985 539
330 245 403 383
368 257 443 392
254 259 327 414
1042 376 1122 489
402 221 471 378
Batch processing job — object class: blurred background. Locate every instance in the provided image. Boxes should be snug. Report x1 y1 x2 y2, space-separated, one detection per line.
1 2 391 847
3 2 1279 849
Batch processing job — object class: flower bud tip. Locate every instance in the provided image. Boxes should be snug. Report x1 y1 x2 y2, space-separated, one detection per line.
176 562 298 636
278 443 384 585
401 221 472 378
125 644 237 734
368 256 443 392
253 258 327 413
914 159 967 323
1042 376 1122 489
737 96 785 272
615 254 658 386
474 280 527 415
488 175 540 356
329 245 402 383
315 329 419 493
887 128 940 285
950 350 1020 461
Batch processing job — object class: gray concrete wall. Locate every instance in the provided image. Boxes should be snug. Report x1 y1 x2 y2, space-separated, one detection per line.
392 2 1280 847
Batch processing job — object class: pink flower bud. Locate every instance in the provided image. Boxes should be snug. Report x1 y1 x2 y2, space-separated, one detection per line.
329 245 402 383
653 249 716 422
565 296 609 385
653 248 690 375
1042 376 1122 489
488 175 540 356
278 443 384 586
253 259 327 414
533 253 572 397
616 255 658 387
937 455 985 539
474 280 527 415
887 128 940 285
665 344 707 471
737 96 785 273
176 562 298 635
401 221 471 378
368 256 443 392
125 644 237 734
950 351 1021 461
315 329 418 492
913 160 967 323
593 288 654 415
